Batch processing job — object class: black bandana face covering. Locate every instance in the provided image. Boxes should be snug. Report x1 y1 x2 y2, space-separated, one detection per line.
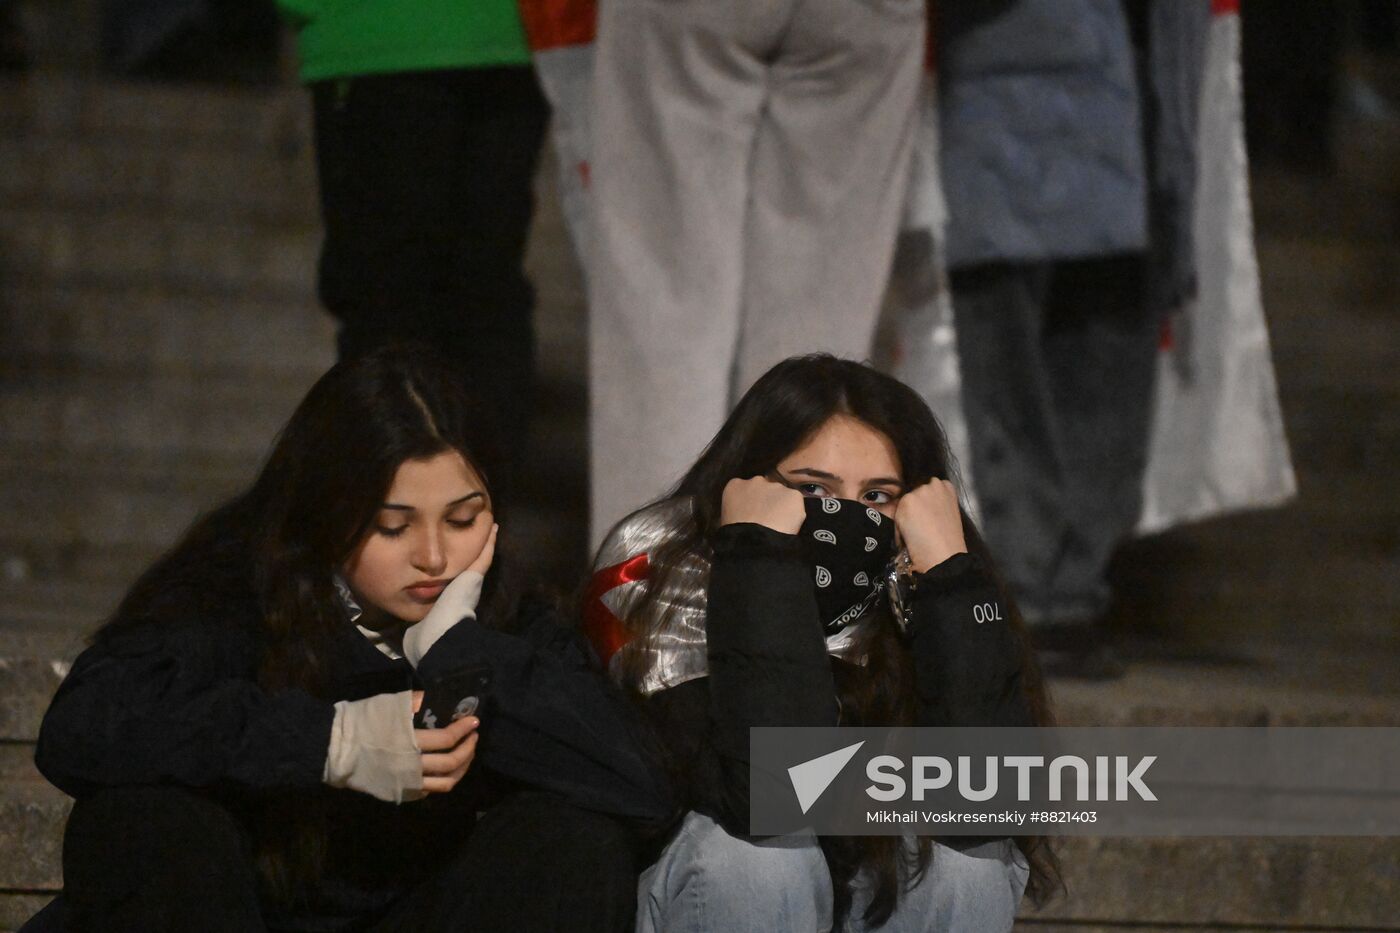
799 496 897 634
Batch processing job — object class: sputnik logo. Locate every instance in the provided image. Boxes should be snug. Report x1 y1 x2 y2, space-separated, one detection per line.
788 741 866 814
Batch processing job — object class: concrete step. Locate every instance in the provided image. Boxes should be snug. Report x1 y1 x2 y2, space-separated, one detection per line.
1265 289 1400 339
0 282 335 379
0 893 53 933
1112 546 1400 605
1131 496 1400 557
1111 593 1399 644
0 202 582 377
0 577 129 633
1257 238 1400 309
1108 590 1400 647
1136 468 1397 527
0 133 318 226
1022 836 1400 930
0 359 587 580
0 368 312 460
0 448 256 592
1270 322 1400 401
0 628 85 743
0 204 320 299
0 282 584 389
0 449 255 579
1018 926 1395 933
1138 502 1399 557
0 196 581 305
0 752 70 892
1018 926 1211 932
0 539 151 595
0 75 309 155
1110 514 1400 645
1051 648 1400 726
0 121 580 254
1251 116 1400 243
1113 514 1400 602
1292 472 1400 525
1287 412 1400 477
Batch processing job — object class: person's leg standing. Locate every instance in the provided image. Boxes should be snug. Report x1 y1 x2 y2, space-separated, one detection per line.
948 261 1070 623
313 67 547 474
1040 254 1158 623
730 0 926 399
314 71 446 360
443 66 549 457
587 0 775 544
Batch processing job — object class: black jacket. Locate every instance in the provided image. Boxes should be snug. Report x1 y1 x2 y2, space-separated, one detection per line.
34 527 673 921
641 523 1032 836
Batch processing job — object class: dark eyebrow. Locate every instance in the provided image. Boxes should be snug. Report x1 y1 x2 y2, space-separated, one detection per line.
381 491 484 512
785 467 841 482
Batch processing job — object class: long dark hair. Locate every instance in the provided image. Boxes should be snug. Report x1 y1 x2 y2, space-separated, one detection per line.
611 354 1059 927
96 343 519 897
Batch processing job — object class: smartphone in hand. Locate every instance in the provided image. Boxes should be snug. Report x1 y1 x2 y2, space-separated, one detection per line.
414 666 492 729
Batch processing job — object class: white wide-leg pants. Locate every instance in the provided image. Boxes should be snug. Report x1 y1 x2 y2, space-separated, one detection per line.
588 0 926 543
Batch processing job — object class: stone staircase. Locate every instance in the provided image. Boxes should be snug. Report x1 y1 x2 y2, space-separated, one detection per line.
0 76 328 610
0 74 590 606
1 72 1398 931
0 77 323 930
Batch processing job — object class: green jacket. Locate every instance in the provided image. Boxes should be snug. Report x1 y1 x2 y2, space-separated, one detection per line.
279 0 531 83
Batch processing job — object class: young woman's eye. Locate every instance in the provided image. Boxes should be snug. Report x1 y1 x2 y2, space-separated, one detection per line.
796 483 828 497
375 524 409 538
447 518 477 530
863 489 895 505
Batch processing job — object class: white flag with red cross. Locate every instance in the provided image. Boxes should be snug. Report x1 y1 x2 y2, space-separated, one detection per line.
529 0 1296 536
882 0 1296 535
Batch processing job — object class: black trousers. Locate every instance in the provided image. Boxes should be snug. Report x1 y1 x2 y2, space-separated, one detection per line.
949 256 1159 625
312 66 549 473
44 786 638 933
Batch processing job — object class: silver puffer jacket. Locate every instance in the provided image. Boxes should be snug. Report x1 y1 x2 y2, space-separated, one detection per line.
591 498 877 696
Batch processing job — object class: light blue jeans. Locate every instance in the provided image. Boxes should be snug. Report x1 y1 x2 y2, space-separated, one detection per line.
636 812 1028 933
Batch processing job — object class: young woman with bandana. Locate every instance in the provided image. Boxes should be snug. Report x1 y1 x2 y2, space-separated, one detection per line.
25 346 670 933
586 354 1059 932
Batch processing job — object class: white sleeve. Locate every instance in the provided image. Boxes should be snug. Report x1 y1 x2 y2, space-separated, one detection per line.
402 570 484 667
322 690 423 804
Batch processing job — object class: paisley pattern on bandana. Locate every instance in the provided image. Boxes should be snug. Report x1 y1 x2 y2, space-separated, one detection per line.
799 496 897 634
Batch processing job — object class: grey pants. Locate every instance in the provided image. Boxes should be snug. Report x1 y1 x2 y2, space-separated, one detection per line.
949 258 1160 624
636 811 1027 932
588 0 927 543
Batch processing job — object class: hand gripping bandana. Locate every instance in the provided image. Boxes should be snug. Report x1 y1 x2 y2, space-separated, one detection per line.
798 496 897 635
